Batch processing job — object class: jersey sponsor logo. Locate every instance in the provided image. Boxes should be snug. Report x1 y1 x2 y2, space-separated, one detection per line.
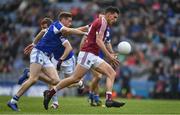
87 60 91 65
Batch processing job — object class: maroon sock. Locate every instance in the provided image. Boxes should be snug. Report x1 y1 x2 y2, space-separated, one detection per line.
48 89 56 97
106 93 112 101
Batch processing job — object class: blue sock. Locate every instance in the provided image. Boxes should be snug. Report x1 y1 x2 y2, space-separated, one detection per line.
11 95 19 104
88 91 94 101
13 95 19 101
94 95 99 103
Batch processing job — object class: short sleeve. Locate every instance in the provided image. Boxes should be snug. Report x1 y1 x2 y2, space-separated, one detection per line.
53 21 64 34
60 36 68 45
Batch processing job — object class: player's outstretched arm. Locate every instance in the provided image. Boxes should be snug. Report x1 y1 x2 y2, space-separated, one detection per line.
76 25 89 32
61 26 87 36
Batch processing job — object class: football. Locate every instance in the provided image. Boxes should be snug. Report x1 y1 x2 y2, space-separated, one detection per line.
117 41 131 54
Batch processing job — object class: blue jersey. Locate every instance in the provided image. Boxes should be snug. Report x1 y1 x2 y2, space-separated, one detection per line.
53 36 74 61
35 21 64 55
99 27 111 59
35 21 73 60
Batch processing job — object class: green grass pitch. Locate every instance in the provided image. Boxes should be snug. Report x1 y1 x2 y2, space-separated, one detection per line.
0 96 180 114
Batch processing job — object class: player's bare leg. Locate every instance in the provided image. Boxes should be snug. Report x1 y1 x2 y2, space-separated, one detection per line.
43 64 88 110
42 66 61 109
54 64 87 90
50 70 67 109
42 67 60 85
89 69 102 106
18 69 59 86
91 69 101 93
8 63 60 111
39 72 59 85
16 63 42 98
94 61 125 108
7 63 42 111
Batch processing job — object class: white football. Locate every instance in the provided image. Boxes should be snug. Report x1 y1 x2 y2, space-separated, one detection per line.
117 41 131 54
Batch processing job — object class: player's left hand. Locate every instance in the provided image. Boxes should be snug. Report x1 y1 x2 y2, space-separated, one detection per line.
109 53 120 69
110 59 120 69
112 53 118 59
24 43 34 55
56 59 63 71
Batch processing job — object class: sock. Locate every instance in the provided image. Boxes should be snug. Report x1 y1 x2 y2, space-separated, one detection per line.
94 94 99 103
78 80 83 87
27 72 30 77
88 91 94 102
52 93 58 104
106 92 112 101
10 95 19 104
49 88 56 97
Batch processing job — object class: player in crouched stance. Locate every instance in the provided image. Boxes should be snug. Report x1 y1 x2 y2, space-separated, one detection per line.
43 6 125 109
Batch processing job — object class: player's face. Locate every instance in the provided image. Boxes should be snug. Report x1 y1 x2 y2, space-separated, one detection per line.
41 24 48 29
62 17 72 27
107 13 119 25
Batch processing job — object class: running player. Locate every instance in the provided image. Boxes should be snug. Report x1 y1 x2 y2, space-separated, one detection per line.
88 27 113 106
76 13 115 107
79 23 113 106
18 17 54 85
19 15 83 109
7 12 86 111
43 6 125 110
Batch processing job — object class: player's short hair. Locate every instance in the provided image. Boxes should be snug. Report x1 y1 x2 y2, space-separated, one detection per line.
105 6 120 14
58 12 72 21
40 17 53 26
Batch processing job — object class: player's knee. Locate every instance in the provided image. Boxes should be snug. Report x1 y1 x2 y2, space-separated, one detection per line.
72 76 81 83
29 77 38 84
107 70 116 79
51 78 60 85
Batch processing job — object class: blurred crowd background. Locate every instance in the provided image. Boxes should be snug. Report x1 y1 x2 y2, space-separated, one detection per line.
0 0 179 99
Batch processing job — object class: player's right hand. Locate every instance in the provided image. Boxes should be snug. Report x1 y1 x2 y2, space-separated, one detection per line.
24 43 34 55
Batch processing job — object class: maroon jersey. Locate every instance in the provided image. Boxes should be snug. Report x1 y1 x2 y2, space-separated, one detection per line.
81 17 108 55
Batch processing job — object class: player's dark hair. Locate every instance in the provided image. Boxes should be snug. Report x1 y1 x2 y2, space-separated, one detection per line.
105 6 120 14
40 17 53 26
58 12 72 21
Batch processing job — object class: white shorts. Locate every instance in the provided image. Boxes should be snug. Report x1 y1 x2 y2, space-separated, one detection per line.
51 56 76 75
77 51 104 69
30 48 54 67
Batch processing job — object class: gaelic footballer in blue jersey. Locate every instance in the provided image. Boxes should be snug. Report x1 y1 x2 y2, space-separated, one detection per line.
7 12 86 111
20 15 83 109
